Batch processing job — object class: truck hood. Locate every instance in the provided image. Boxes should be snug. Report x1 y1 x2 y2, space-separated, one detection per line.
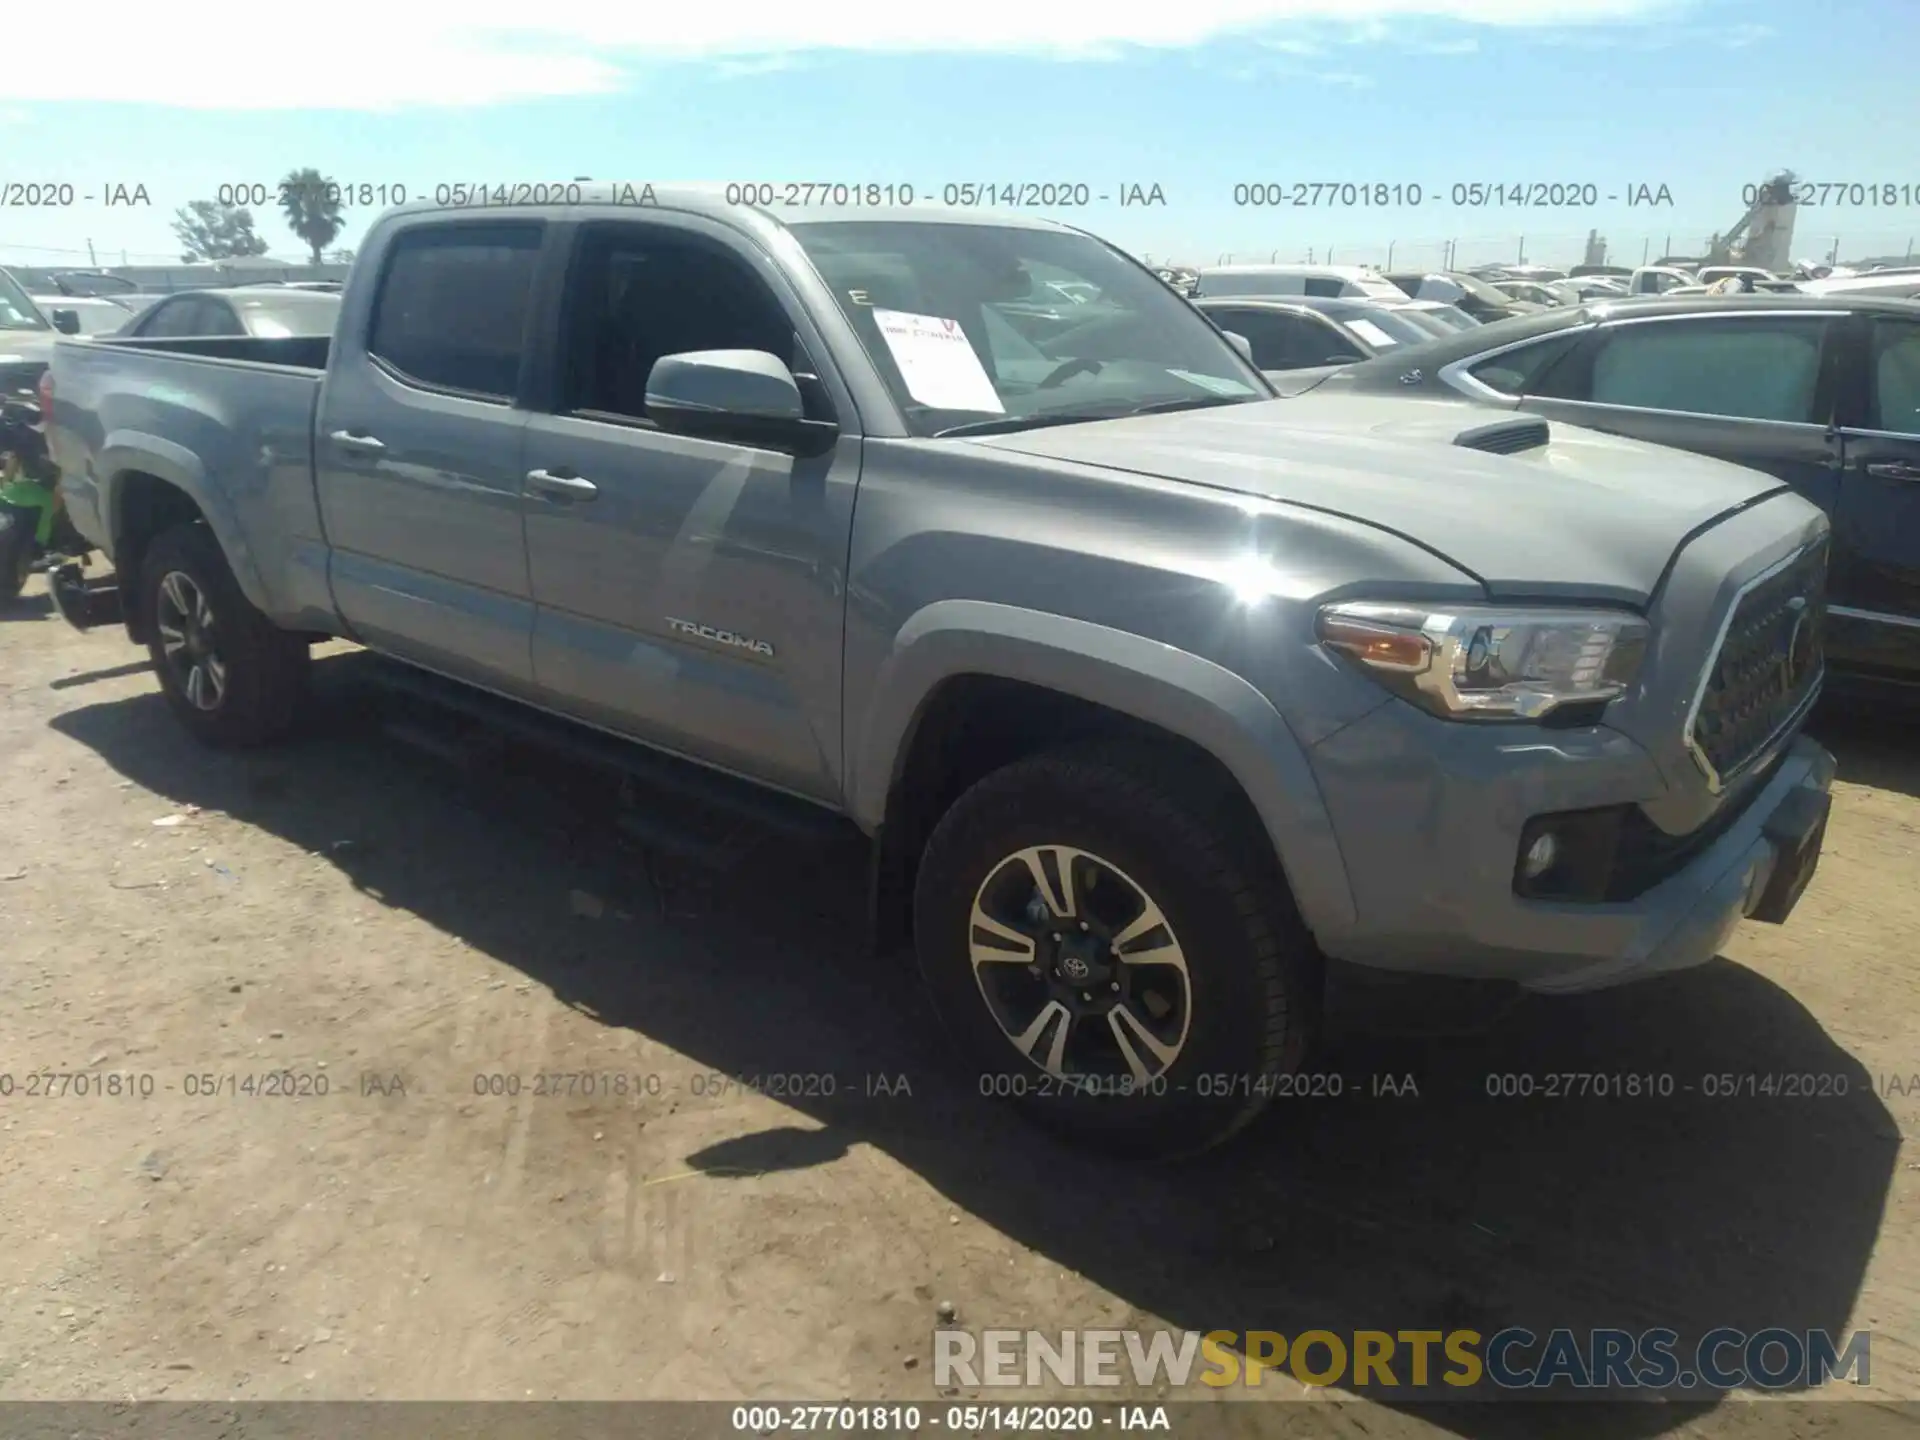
965 394 1784 605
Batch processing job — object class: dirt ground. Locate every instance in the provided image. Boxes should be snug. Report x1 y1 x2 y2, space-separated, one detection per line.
3 579 1920 1438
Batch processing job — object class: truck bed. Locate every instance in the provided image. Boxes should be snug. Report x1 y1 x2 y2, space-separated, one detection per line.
48 333 334 633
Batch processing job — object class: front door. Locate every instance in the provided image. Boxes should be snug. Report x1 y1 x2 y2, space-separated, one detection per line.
517 218 860 801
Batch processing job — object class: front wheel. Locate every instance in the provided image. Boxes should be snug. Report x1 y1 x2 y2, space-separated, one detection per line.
140 523 309 746
912 745 1320 1158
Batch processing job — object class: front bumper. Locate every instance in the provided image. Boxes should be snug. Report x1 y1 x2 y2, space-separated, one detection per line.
1306 699 1835 994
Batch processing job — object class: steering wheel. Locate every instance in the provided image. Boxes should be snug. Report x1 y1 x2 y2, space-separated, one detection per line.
1037 356 1103 390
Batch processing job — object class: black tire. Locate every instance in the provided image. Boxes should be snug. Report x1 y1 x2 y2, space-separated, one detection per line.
913 743 1320 1159
140 522 309 747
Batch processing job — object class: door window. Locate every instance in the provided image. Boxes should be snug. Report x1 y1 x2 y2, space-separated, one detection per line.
1208 309 1290 369
1869 320 1920 435
1215 309 1358 369
558 225 808 423
367 222 543 400
1587 317 1825 423
136 297 208 336
195 299 246 337
1466 333 1582 395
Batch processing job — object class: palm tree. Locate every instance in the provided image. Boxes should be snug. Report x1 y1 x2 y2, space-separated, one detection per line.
279 168 346 266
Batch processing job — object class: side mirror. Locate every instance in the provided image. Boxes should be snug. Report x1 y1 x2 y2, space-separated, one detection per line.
51 309 81 335
1222 331 1255 363
645 349 837 455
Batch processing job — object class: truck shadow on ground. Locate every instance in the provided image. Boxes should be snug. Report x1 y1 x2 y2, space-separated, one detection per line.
51 651 1901 1439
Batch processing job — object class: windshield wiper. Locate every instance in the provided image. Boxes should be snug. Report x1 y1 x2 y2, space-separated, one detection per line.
1123 395 1253 417
933 408 1127 438
934 393 1249 439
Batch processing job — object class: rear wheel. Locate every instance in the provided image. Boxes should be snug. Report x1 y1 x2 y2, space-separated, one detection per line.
912 744 1320 1158
140 523 309 746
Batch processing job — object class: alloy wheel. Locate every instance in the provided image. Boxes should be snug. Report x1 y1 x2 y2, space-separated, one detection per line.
968 844 1193 1085
155 570 227 711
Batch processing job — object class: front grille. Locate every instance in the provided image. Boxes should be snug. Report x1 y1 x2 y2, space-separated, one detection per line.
1687 541 1827 788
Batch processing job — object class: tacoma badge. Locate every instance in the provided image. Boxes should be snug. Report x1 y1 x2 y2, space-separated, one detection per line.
664 617 775 657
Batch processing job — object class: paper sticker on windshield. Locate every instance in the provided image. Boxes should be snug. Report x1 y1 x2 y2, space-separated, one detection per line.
1345 319 1398 348
871 308 1004 414
1168 369 1255 396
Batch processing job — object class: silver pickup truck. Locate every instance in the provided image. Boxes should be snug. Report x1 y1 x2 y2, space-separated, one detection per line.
45 191 1835 1155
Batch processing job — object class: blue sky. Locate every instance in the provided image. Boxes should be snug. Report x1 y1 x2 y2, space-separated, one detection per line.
1 0 1915 271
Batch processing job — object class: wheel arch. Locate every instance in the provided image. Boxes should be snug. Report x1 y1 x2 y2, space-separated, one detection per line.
853 599 1358 954
102 436 272 641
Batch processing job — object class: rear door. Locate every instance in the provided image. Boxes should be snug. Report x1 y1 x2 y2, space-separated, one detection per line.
313 217 547 691
515 215 860 801
1517 309 1847 515
1830 312 1920 678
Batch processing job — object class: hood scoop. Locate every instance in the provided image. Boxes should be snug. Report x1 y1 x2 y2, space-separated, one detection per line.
1453 416 1550 455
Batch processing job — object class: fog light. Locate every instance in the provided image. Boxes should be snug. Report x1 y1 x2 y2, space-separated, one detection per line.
1521 832 1560 880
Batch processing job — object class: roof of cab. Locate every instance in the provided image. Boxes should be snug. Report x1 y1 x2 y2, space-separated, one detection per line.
374 185 1081 235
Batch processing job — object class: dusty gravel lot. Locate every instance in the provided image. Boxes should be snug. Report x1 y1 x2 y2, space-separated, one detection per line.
3 578 1920 1438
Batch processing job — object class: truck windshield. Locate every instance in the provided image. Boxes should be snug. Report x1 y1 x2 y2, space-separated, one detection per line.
787 220 1269 437
0 268 51 332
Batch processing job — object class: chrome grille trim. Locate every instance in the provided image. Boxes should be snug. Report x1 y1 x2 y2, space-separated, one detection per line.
1682 537 1828 795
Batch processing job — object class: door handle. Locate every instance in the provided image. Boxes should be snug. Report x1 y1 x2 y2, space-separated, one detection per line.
526 468 599 501
328 429 385 453
1865 461 1920 483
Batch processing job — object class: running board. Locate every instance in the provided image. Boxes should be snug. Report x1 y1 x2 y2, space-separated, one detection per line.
352 657 858 862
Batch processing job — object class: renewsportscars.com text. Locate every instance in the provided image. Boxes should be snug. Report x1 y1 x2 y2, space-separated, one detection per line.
934 1327 1871 1393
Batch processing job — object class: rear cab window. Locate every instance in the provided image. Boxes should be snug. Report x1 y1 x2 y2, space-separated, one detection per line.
367 222 544 400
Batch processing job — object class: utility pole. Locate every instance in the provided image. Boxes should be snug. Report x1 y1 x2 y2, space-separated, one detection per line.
87 238 97 265
1387 240 1396 267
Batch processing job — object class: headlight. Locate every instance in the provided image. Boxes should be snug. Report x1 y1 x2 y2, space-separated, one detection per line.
1316 601 1649 721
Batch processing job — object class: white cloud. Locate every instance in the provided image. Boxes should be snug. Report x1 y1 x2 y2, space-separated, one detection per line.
15 0 1679 108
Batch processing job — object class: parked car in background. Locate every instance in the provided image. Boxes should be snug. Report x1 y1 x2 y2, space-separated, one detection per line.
33 295 140 336
1492 279 1569 308
1389 299 1481 333
1382 271 1543 322
0 266 59 396
119 287 341 339
1629 265 1697 296
1800 267 1920 301
1192 263 1408 302
1193 295 1440 371
43 191 1838 1156
1476 264 1568 284
1697 266 1781 289
1302 294 1920 688
40 270 144 299
1550 278 1630 303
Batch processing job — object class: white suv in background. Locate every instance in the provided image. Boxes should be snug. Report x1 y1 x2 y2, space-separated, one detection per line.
1192 264 1409 301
